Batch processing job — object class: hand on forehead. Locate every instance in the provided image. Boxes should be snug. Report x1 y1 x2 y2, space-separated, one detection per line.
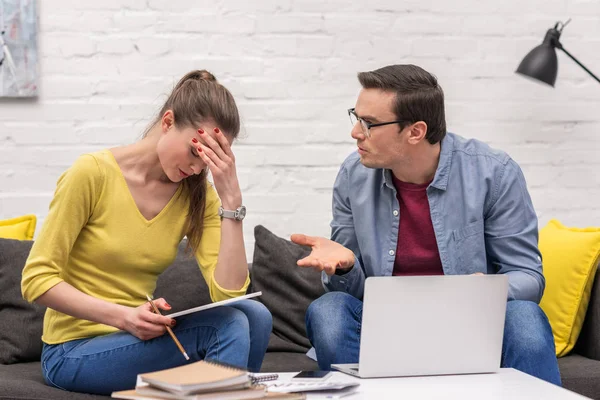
196 119 229 139
192 125 234 154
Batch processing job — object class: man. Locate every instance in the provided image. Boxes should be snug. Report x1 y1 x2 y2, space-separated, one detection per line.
291 64 560 385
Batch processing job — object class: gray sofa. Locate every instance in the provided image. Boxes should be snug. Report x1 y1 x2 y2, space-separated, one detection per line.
1 225 600 399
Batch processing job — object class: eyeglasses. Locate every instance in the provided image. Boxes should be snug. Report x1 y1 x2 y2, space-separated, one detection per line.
348 108 406 138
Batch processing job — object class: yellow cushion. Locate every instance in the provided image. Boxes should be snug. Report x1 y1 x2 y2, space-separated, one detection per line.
539 219 600 357
0 214 37 240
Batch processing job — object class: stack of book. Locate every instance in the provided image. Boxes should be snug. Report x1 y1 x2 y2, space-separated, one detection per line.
111 360 304 400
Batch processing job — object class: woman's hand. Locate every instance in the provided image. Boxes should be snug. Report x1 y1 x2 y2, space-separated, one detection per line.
121 298 175 341
193 127 242 209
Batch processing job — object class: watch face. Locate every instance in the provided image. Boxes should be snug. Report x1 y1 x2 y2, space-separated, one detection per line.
237 206 246 220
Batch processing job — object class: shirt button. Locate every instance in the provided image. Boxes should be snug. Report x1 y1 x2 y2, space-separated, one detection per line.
393 210 399 216
389 250 395 256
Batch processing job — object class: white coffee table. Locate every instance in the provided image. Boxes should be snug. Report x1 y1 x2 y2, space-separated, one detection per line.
268 369 589 399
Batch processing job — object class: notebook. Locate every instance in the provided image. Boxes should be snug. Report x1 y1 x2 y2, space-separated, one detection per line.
112 385 266 400
165 292 262 318
111 388 306 400
138 360 250 395
249 373 279 384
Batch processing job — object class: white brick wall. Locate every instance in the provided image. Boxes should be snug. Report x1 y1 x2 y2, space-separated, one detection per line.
1 1 600 259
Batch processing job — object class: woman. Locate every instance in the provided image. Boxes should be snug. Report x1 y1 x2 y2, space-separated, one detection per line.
21 70 272 395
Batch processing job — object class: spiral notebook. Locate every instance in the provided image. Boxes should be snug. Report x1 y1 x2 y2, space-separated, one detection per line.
249 373 279 385
139 360 251 395
112 386 305 400
112 385 266 400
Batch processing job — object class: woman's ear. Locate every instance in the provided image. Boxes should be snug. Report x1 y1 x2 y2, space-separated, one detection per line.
161 110 175 133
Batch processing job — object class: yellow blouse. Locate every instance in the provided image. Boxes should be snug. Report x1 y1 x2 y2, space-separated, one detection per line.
21 150 249 344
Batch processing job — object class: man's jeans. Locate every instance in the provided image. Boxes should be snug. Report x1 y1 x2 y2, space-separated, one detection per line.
41 300 272 395
306 292 561 386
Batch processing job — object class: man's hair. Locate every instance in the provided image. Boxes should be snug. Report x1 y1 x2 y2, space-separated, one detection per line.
357 64 446 144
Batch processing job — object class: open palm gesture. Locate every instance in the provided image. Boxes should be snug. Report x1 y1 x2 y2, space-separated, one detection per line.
290 234 355 276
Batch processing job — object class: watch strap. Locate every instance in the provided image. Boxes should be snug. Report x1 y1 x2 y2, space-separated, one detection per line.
220 208 237 219
219 205 246 221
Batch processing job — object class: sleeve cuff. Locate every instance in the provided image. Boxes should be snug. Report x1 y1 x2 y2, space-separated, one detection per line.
323 257 363 292
22 276 64 304
209 271 251 302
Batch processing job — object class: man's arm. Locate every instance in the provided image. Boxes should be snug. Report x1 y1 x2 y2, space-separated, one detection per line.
485 159 545 303
323 164 366 299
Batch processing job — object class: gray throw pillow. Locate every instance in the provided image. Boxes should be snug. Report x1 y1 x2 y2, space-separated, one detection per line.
0 238 46 364
154 240 213 313
251 225 325 353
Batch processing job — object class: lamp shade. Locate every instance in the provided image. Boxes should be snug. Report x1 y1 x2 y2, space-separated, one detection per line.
516 43 558 87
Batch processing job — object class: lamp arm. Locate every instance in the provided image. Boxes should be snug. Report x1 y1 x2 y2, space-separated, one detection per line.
555 42 600 84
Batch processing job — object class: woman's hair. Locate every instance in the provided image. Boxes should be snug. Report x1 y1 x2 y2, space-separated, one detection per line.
147 70 241 254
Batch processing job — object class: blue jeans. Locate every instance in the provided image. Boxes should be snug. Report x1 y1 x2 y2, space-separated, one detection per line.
306 292 561 386
41 300 272 395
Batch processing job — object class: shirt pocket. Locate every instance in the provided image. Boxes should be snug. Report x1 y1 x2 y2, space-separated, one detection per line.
452 219 486 274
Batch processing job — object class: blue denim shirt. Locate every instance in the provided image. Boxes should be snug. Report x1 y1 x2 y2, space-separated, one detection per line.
323 132 544 303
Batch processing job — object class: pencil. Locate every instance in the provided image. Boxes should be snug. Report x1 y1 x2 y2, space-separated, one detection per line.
145 294 190 361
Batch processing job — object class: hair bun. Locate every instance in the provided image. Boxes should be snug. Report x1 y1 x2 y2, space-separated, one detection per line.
191 70 217 82
173 70 217 91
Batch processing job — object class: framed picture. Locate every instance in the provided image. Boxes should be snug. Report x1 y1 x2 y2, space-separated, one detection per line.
0 0 37 97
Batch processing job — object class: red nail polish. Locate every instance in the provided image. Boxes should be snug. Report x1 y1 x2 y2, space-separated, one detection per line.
192 138 198 143
198 147 202 152
198 129 204 134
165 302 171 308
214 128 220 133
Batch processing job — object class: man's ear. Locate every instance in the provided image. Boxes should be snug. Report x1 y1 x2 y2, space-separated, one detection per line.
161 110 175 133
406 121 428 144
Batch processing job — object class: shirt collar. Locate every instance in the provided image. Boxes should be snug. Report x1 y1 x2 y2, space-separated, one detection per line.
381 132 454 191
429 132 453 191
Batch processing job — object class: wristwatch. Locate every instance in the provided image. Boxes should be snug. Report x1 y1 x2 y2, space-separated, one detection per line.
218 205 246 221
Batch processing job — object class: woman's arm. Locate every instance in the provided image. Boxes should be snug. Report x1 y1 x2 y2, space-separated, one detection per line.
213 213 248 290
37 282 174 341
21 155 173 341
194 128 249 292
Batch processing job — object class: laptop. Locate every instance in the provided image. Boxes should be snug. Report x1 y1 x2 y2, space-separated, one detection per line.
332 274 508 378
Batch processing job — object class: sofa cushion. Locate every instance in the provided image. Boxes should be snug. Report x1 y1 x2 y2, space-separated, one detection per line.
0 239 46 365
575 266 600 361
261 352 318 373
250 225 325 353
153 241 212 313
0 214 37 240
539 219 600 357
558 354 600 399
0 362 109 399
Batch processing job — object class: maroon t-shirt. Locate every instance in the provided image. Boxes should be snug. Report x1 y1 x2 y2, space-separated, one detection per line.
392 175 444 276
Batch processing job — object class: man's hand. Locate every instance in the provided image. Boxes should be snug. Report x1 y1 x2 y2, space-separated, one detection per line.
290 234 355 276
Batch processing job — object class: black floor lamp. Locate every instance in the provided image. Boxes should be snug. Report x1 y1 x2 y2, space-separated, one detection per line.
516 19 600 87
